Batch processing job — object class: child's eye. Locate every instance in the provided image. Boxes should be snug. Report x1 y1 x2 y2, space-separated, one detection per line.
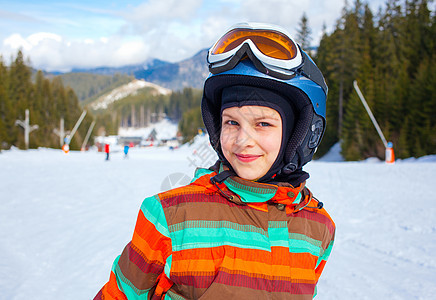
225 120 239 126
258 122 271 127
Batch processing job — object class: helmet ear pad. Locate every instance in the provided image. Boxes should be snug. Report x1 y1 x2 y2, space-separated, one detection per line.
202 73 326 172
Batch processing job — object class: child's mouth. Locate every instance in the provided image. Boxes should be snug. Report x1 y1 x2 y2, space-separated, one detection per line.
235 153 261 163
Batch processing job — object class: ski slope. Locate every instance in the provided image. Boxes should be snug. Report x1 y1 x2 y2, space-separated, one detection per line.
0 138 435 300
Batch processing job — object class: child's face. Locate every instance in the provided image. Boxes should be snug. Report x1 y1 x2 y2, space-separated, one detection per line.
220 105 282 181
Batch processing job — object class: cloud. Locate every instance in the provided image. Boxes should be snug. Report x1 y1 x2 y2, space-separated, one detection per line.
121 0 203 34
1 33 151 72
0 0 399 72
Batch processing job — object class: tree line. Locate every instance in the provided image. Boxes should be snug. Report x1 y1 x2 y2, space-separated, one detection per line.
314 0 435 160
0 51 94 150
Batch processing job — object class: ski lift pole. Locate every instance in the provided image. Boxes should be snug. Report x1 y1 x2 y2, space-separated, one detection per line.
81 121 95 151
53 118 65 147
353 80 387 147
65 111 87 145
353 81 395 163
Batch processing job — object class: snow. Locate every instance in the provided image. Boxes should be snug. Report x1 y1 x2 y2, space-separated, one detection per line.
1 139 435 300
118 118 179 141
318 142 344 162
91 79 172 110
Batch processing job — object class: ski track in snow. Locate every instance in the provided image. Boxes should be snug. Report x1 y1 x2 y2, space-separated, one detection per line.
0 139 435 300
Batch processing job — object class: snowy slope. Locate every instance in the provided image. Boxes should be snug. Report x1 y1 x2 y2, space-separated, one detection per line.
90 79 171 110
0 141 435 300
118 118 179 140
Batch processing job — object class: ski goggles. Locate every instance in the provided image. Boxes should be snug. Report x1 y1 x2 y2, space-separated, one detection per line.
207 23 327 94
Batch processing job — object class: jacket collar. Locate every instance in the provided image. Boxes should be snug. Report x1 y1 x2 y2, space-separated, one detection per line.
192 163 311 213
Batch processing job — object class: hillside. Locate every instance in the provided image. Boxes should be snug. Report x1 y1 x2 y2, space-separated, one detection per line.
57 73 134 103
89 79 172 110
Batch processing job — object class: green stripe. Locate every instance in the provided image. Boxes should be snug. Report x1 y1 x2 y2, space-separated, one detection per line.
288 233 322 256
112 255 150 297
268 226 290 248
293 192 302 204
170 226 270 251
289 233 322 248
268 223 323 255
268 221 289 248
316 239 334 268
191 168 214 182
140 195 170 238
164 254 172 278
225 177 276 202
169 220 267 236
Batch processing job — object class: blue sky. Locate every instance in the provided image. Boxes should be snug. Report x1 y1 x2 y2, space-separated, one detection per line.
0 0 388 72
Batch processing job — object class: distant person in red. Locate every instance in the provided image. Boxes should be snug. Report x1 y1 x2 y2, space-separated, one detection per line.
104 143 110 161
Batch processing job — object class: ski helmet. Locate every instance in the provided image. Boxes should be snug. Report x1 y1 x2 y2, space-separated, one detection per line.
201 22 327 178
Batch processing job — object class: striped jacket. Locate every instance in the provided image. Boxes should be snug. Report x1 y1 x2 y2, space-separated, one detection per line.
95 164 335 299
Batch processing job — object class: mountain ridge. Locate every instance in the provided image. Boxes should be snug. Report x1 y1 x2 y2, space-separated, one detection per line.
55 49 209 91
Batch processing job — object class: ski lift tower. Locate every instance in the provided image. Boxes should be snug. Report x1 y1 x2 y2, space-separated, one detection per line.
15 109 39 149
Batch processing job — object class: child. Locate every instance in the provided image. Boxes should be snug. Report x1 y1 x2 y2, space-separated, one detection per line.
94 22 335 299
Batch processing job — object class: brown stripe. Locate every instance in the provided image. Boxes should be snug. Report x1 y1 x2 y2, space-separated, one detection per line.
165 196 269 229
170 282 315 299
294 209 335 234
117 243 163 291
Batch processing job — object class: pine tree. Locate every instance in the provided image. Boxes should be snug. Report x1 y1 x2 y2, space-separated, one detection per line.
296 12 312 50
8 50 33 148
0 56 9 149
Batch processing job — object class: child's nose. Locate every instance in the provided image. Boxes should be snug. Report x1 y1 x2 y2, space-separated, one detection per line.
235 126 255 147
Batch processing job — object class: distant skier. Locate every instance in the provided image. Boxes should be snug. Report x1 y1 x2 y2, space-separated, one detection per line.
104 143 110 161
123 144 129 158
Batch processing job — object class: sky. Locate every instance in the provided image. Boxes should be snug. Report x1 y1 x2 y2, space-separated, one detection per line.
0 0 388 72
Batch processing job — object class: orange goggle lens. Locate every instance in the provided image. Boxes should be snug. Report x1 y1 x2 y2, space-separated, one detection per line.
211 28 298 60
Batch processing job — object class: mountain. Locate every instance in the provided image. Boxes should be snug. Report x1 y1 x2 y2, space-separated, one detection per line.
134 49 209 90
56 49 210 92
70 58 169 76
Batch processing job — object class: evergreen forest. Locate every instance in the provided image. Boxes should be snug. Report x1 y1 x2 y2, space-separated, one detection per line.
0 51 94 150
314 0 435 160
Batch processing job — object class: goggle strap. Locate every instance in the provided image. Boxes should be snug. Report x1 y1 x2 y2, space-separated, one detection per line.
300 51 328 95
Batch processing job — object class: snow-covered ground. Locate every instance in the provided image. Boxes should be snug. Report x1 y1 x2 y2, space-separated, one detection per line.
118 118 179 141
0 138 435 300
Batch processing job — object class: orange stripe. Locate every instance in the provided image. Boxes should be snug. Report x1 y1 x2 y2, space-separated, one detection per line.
131 212 171 262
315 260 326 281
173 246 317 269
101 271 128 299
158 173 218 200
172 258 316 281
171 247 317 280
